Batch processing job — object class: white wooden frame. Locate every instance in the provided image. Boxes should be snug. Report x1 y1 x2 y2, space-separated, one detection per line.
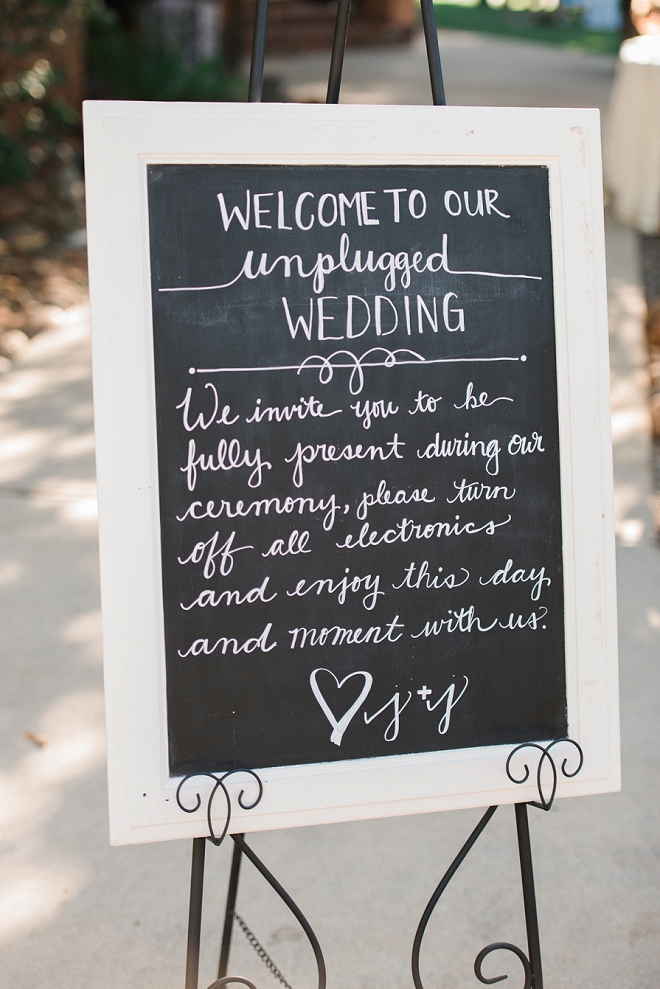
83 102 619 846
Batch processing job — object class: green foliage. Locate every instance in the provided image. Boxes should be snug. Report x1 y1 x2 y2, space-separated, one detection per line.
433 1 621 53
82 0 117 28
0 132 32 184
0 55 80 185
87 24 248 102
0 0 89 186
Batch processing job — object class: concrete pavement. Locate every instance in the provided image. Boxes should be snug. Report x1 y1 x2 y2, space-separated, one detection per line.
1 32 658 989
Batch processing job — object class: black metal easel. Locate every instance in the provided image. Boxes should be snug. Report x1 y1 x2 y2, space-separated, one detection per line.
179 741 582 989
178 10 582 987
247 0 445 106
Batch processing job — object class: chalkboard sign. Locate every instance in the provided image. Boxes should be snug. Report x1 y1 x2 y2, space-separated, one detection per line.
84 104 619 845
149 162 565 775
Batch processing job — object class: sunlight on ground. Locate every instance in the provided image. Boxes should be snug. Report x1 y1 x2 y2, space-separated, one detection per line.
647 606 660 629
0 430 49 484
0 314 105 947
29 479 99 522
0 864 89 941
0 688 105 941
0 560 24 586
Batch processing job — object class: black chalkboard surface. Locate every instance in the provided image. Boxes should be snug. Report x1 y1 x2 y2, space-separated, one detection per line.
147 164 566 778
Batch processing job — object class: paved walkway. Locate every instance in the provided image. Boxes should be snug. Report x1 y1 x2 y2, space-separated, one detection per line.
264 30 617 110
1 33 658 989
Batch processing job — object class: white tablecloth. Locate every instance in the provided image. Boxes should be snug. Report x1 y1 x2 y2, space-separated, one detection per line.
604 35 660 234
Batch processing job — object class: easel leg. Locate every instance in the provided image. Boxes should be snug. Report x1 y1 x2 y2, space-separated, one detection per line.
515 804 544 989
218 835 244 979
185 837 207 989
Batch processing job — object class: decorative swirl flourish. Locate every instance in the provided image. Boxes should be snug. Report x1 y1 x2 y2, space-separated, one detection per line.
193 350 521 391
474 943 532 989
506 738 584 811
297 347 425 394
176 769 263 845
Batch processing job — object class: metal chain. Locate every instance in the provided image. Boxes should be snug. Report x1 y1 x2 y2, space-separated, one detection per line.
233 912 294 989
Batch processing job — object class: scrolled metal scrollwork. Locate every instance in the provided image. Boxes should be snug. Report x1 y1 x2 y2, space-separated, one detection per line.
176 769 263 845
474 942 532 989
506 738 584 811
412 735 583 989
177 773 326 989
412 812 536 989
412 805 532 989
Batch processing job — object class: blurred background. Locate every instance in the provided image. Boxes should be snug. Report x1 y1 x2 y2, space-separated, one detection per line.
1 0 659 520
0 0 658 372
1 2 660 987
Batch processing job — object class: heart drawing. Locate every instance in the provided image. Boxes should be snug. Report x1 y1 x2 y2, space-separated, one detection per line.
310 668 373 746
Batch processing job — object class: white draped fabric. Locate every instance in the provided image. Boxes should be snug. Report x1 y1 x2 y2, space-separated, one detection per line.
604 35 660 234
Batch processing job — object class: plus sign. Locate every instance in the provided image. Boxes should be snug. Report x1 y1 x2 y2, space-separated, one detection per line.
417 685 432 700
